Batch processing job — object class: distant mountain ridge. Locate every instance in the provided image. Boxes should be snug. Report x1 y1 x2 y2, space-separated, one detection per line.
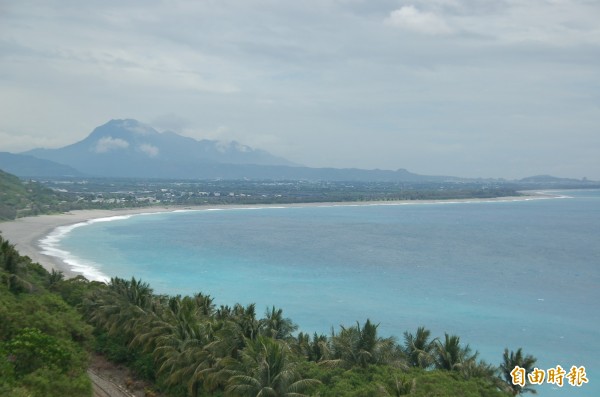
23 119 296 177
15 119 453 181
7 118 596 183
0 152 83 177
518 175 588 184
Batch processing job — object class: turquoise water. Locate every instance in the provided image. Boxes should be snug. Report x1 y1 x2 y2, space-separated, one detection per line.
45 191 600 396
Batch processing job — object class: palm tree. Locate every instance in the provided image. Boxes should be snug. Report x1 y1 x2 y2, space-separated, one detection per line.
117 277 154 309
139 295 221 397
499 348 538 395
461 359 497 379
194 292 216 316
216 304 234 320
0 238 32 293
403 326 436 369
224 336 320 397
0 239 19 274
294 332 329 362
232 303 260 340
259 306 298 340
433 333 478 371
47 268 65 286
329 319 403 369
460 358 507 391
158 334 221 397
85 277 155 338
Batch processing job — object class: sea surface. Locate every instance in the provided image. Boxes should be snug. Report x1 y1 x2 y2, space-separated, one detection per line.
42 190 600 396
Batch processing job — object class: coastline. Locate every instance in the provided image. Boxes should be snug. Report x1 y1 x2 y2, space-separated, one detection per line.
0 192 557 279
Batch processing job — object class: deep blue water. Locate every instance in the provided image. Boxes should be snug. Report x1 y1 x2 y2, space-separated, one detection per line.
44 190 600 396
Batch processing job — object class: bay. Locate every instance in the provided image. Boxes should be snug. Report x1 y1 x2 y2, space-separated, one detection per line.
51 190 600 396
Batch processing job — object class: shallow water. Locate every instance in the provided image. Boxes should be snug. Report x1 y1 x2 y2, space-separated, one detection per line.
45 190 600 396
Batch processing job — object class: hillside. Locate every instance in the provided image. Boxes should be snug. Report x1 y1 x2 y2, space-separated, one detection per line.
0 169 66 220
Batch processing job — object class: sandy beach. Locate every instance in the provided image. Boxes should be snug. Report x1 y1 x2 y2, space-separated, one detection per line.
0 207 187 277
0 193 552 278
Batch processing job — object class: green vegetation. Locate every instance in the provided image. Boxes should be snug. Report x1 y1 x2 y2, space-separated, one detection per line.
0 169 70 220
0 169 156 220
76 274 531 396
499 348 538 396
0 232 539 396
0 236 93 396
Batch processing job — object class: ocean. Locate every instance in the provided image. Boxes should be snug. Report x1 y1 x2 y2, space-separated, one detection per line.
41 190 600 396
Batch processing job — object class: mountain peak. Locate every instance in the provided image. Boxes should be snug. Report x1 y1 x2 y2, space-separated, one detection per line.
23 118 297 177
89 119 159 140
82 119 161 157
106 119 156 135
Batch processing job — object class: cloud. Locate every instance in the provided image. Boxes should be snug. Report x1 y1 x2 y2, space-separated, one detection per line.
138 143 159 157
1 0 599 179
385 6 453 35
95 137 129 153
152 113 191 133
120 120 155 135
0 129 61 152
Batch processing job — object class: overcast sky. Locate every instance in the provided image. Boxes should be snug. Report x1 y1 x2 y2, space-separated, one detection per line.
1 0 599 179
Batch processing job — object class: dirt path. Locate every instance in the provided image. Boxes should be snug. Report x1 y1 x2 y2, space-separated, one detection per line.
89 369 134 397
88 354 163 397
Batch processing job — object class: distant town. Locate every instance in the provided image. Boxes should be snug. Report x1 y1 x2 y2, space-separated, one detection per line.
3 165 599 221
28 178 523 208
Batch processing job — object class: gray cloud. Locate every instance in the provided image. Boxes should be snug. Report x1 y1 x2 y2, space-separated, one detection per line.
151 113 192 133
94 137 129 153
385 6 454 35
1 0 599 179
138 143 159 157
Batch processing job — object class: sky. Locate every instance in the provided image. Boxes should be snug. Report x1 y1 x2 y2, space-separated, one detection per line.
1 0 599 180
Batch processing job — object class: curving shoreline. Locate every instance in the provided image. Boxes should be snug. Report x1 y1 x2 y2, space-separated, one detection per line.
0 207 200 278
0 192 559 279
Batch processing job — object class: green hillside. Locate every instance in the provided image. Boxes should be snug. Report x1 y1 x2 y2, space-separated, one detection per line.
0 169 65 220
0 235 93 396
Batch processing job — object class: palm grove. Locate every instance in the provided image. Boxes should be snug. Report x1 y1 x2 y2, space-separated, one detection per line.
1 234 538 396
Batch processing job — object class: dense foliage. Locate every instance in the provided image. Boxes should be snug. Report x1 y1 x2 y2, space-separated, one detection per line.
0 232 538 396
0 235 93 396
76 276 531 396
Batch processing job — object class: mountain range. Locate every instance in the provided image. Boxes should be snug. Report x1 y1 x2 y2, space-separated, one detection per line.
0 119 596 184
1 119 451 181
21 119 297 177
